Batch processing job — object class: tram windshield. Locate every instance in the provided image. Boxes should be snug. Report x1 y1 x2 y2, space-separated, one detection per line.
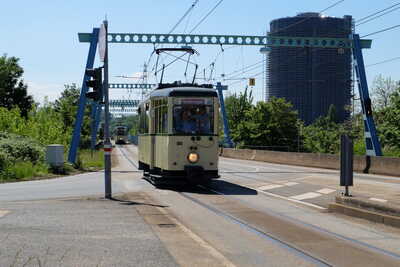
173 98 214 135
116 127 127 135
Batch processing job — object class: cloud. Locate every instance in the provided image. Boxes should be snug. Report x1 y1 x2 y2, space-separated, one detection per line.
26 81 65 104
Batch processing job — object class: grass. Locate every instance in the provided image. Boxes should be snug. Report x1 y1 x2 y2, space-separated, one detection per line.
77 149 104 171
0 149 105 183
0 161 49 183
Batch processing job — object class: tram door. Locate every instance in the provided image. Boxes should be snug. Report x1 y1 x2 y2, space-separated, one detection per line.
150 103 156 170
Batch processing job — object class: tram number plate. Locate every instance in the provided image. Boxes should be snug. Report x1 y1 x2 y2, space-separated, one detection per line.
182 98 205 105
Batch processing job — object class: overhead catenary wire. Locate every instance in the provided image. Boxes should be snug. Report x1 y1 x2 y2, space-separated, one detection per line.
356 5 400 26
361 24 400 38
271 0 345 35
355 2 400 23
366 56 400 67
189 0 224 33
169 0 200 34
147 0 200 75
220 0 346 83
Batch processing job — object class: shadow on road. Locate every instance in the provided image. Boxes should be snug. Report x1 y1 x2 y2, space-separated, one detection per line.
159 179 258 196
221 171 333 174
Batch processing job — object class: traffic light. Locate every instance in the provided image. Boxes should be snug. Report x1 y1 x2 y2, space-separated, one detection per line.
249 78 255 86
85 67 103 101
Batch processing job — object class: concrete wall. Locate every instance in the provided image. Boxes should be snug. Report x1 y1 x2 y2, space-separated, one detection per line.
221 148 400 177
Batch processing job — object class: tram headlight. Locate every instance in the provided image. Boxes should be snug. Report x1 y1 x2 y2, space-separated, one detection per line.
187 152 199 163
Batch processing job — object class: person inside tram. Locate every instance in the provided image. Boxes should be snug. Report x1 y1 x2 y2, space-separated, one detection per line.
181 108 196 133
193 106 211 134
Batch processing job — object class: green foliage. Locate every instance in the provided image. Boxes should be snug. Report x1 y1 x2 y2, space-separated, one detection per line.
54 83 80 133
302 105 344 154
77 149 104 170
377 87 400 151
5 162 48 180
225 92 300 150
0 132 45 163
236 97 300 150
225 88 253 144
0 54 34 117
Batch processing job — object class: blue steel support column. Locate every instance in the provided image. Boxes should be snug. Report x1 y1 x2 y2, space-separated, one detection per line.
90 101 100 151
68 28 99 163
216 82 234 148
351 34 382 156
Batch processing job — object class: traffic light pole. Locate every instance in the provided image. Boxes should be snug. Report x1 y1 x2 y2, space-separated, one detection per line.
103 20 112 199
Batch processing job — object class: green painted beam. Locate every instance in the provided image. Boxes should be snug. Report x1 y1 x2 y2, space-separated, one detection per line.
78 32 372 49
109 99 140 108
109 83 156 89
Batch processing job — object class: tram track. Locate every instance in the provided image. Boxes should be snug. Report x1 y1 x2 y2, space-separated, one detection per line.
118 145 400 266
116 145 329 265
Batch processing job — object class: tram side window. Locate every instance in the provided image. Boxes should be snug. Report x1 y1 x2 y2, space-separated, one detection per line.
153 99 168 134
139 104 149 134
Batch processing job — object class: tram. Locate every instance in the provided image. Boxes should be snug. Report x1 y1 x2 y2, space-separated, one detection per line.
114 126 129 144
137 82 220 186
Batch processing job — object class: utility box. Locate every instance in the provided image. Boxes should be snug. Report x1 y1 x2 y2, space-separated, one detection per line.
46 145 64 167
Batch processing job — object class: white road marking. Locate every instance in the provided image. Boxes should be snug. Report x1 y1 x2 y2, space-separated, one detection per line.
290 192 322 200
258 184 284 191
256 190 327 210
316 188 336 195
0 210 10 218
283 182 299 186
369 197 388 203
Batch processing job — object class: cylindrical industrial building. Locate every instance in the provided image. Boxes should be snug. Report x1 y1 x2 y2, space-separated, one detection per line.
266 13 352 124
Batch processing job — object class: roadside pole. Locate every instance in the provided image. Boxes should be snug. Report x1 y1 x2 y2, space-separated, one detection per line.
340 134 353 196
102 20 112 199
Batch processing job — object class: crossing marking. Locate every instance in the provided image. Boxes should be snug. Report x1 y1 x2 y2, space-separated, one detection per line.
258 184 284 191
0 210 10 218
283 182 299 186
316 188 336 195
255 189 327 210
369 197 388 203
290 192 322 200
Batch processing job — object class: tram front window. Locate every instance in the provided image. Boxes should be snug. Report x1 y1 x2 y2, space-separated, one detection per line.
117 128 126 135
173 104 214 135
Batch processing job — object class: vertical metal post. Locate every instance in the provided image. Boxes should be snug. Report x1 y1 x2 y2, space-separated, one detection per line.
90 101 99 152
68 28 99 163
340 135 353 196
103 20 112 199
216 82 233 148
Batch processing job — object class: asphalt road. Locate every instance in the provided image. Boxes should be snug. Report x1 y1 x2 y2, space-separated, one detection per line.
1 144 400 266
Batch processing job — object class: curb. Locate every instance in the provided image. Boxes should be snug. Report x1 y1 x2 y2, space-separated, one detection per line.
329 203 400 229
335 195 400 216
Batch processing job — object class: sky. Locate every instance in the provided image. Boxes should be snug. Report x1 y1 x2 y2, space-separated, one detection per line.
1 0 400 104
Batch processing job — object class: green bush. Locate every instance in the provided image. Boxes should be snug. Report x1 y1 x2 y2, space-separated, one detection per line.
0 151 10 171
0 135 44 164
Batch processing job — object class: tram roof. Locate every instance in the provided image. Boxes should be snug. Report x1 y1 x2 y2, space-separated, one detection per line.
149 87 218 98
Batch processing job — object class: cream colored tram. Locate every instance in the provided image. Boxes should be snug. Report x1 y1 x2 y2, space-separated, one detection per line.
137 84 220 186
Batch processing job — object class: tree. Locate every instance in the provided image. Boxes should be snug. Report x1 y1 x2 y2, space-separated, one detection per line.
377 86 400 153
371 75 398 110
53 83 93 148
53 83 80 132
236 97 300 150
224 87 253 144
302 104 345 154
0 55 33 117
